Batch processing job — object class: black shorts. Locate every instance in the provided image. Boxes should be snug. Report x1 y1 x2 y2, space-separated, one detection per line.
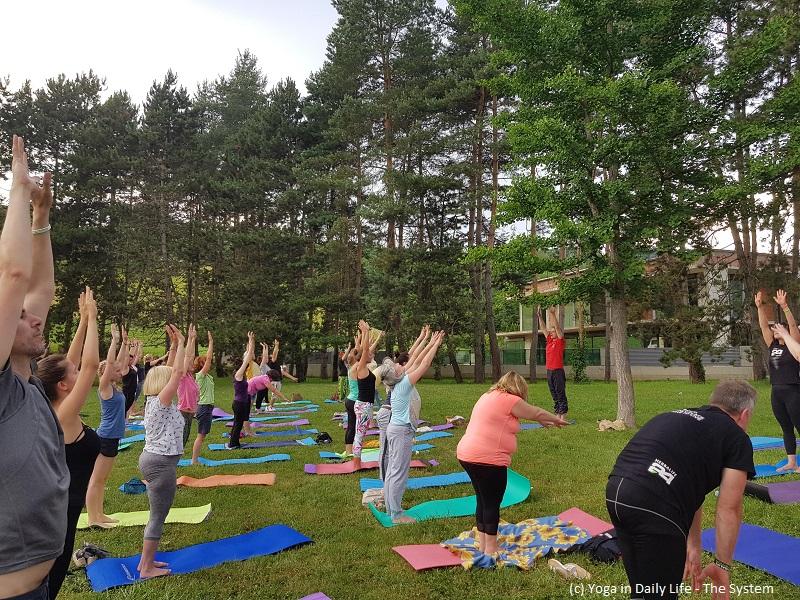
196 405 213 435
98 436 120 458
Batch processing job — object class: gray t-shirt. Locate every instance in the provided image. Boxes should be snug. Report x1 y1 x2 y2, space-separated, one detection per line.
143 395 185 456
0 361 69 574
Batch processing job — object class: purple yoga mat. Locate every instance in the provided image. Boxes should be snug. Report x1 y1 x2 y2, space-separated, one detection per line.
767 480 800 504
226 419 310 429
212 407 232 419
300 594 331 600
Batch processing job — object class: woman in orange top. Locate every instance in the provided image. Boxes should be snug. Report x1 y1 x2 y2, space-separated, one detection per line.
457 370 567 554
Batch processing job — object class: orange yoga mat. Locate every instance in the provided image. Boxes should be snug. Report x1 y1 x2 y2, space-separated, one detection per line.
176 474 277 487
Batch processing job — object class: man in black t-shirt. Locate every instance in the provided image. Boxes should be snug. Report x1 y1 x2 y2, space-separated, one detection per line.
606 380 756 600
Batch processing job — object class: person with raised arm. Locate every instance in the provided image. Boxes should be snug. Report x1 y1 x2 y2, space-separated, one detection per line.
255 342 271 412
85 324 129 528
137 324 190 579
177 326 199 446
458 370 568 554
756 290 800 473
38 288 101 598
352 321 384 468
228 332 257 449
122 339 142 419
0 136 69 600
538 305 568 416
191 331 215 465
375 325 430 480
382 330 446 524
264 338 298 409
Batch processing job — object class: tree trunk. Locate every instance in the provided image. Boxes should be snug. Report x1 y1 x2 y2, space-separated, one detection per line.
320 351 329 380
484 94 502 382
447 341 464 384
792 166 800 278
331 346 339 383
688 358 706 384
609 295 635 427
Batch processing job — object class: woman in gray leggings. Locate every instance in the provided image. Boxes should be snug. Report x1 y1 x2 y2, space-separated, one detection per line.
137 324 191 579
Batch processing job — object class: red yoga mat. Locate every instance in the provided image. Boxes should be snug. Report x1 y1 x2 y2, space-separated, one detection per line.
393 544 462 570
557 507 613 536
305 459 428 475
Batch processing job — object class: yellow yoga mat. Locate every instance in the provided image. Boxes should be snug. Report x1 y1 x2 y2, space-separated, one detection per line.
177 474 276 487
77 503 212 529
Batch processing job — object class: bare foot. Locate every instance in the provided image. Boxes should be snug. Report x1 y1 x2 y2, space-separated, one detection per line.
153 561 168 568
88 521 117 529
139 566 170 579
391 514 417 525
776 463 798 473
101 515 119 524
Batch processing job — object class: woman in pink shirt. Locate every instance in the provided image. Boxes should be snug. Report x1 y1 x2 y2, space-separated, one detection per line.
457 370 567 555
175 326 199 446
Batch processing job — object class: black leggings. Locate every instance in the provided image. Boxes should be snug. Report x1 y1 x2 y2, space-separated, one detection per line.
255 389 267 410
459 460 507 535
771 385 800 455
48 501 82 599
229 401 250 447
606 476 687 600
345 399 356 445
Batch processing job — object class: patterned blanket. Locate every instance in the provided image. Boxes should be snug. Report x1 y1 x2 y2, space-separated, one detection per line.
443 516 589 569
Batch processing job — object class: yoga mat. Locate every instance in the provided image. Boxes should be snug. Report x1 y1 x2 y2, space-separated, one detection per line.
296 437 317 446
702 523 800 585
86 524 312 591
754 458 797 478
212 407 232 419
417 424 454 433
360 471 471 492
275 400 312 406
324 399 339 404
177 474 276 487
305 459 428 475
557 507 613 536
369 469 531 527
224 428 318 438
178 453 291 467
750 436 799 451
120 434 145 444
319 444 433 461
300 594 331 600
745 480 800 504
77 504 211 530
209 441 302 450
215 415 300 423
225 419 311 428
415 431 453 442
126 423 144 431
393 544 462 571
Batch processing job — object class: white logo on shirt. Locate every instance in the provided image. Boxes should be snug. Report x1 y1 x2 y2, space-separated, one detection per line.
771 347 784 358
648 459 677 484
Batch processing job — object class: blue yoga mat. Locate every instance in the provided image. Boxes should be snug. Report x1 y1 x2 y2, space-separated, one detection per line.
702 523 800 585
754 458 797 479
224 428 319 439
121 434 145 445
178 454 291 467
126 423 145 431
214 415 299 423
750 436 799 451
360 470 472 492
415 431 453 442
296 437 317 446
86 524 313 591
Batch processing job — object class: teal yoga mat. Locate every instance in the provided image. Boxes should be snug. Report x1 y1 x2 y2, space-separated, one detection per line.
369 469 531 527
360 471 471 492
178 454 291 467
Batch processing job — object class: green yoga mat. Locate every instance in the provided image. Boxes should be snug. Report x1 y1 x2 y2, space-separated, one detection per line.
77 503 212 530
369 469 530 528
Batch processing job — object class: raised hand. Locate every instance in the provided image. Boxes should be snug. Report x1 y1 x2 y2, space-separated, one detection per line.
78 289 87 320
11 135 40 195
165 324 177 344
772 322 788 340
85 287 97 318
111 324 120 343
775 289 788 308
30 172 53 214
187 324 197 340
754 291 764 307
170 324 185 344
207 331 213 344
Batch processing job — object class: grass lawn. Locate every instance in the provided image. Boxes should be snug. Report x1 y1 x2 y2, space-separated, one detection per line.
59 378 797 599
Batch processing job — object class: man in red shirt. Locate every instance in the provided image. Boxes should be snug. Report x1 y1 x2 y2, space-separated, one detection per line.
538 306 567 416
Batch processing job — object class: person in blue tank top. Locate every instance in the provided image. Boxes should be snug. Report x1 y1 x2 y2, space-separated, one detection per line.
85 324 130 528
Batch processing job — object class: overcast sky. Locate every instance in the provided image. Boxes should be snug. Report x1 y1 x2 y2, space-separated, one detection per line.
3 0 340 104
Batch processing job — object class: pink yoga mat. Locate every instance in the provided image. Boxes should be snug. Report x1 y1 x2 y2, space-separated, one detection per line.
558 507 613 536
305 459 428 475
393 544 462 571
299 594 331 600
226 419 310 429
